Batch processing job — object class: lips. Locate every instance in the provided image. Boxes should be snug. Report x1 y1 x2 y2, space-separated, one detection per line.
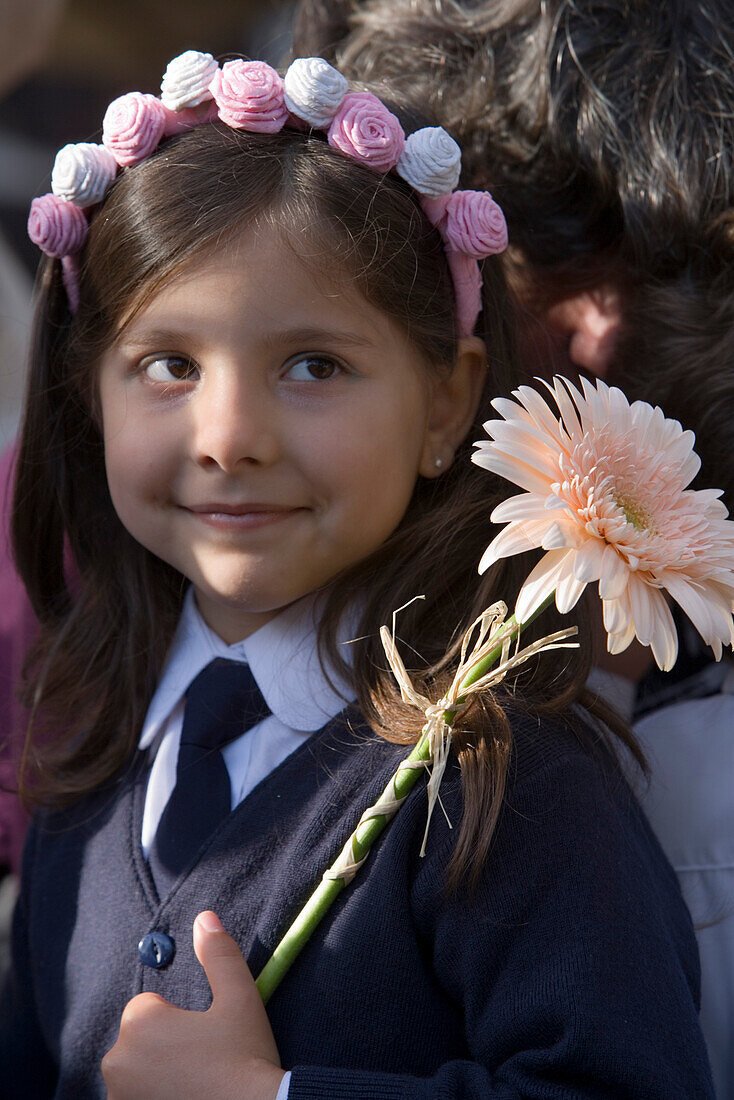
180 501 303 531
185 502 295 515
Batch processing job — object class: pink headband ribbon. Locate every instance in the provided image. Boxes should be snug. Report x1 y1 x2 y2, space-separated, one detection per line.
28 52 509 334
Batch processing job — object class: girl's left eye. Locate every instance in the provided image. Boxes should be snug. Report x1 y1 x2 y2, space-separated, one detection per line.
143 356 199 383
283 355 343 381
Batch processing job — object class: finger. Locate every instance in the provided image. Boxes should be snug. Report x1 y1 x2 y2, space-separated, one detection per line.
193 911 259 1014
104 992 179 1089
119 990 174 1025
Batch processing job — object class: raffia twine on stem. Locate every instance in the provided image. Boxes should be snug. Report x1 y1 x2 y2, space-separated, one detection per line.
255 595 576 1004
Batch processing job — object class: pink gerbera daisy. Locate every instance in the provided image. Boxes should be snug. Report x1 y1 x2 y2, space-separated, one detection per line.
473 376 734 670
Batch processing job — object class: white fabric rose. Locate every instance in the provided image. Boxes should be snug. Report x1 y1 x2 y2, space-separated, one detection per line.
161 50 219 111
284 57 349 128
396 127 462 198
51 143 117 208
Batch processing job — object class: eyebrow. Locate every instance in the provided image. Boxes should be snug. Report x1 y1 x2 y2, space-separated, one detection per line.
261 326 379 352
113 325 380 354
111 321 382 360
112 327 200 353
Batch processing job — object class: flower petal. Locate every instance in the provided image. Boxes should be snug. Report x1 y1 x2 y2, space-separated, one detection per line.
571 536 607 583
480 434 560 481
490 493 552 523
471 448 553 495
648 593 679 671
511 386 565 444
555 568 587 614
627 573 656 645
663 574 726 649
488 397 533 427
597 544 629 600
515 549 573 622
603 592 631 636
607 383 634 429
478 518 552 571
541 521 577 550
607 620 636 655
547 377 583 439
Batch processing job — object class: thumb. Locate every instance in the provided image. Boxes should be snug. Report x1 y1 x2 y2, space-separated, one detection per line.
193 910 257 1013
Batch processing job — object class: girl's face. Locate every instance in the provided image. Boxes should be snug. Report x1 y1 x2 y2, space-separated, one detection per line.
98 226 453 642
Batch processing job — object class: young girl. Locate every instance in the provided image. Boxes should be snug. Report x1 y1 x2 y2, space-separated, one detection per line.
0 53 714 1098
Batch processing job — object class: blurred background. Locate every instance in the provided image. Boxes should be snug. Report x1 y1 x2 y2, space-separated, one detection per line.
0 0 297 446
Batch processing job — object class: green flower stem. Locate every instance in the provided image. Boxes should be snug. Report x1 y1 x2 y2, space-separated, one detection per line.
255 733 432 1005
255 594 554 1004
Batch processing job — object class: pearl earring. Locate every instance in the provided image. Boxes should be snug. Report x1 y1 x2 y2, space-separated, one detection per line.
434 457 443 469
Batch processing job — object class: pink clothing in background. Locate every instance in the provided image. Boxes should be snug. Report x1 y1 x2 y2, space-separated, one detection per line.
0 447 33 874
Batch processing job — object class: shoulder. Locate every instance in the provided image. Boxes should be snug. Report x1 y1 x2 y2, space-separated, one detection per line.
436 701 639 833
404 705 712 1096
331 701 647 866
501 704 642 834
410 703 686 933
416 703 702 989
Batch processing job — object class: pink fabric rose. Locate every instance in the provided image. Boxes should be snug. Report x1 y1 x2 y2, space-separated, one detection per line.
444 190 508 258
27 193 88 257
103 92 167 167
209 60 288 133
327 92 405 173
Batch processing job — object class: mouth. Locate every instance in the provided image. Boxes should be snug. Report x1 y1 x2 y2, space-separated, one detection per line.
180 502 304 531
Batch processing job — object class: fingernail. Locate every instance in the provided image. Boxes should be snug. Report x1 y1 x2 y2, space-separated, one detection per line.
197 910 224 933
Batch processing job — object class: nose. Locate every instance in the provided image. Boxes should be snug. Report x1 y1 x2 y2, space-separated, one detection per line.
190 366 280 472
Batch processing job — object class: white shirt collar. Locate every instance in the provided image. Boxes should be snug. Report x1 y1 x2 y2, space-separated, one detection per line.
138 589 355 750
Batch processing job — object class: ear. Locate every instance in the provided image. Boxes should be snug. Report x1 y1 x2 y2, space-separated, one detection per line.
544 284 622 378
419 336 487 478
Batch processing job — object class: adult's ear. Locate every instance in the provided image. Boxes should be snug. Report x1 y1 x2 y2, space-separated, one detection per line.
544 284 622 378
419 336 487 478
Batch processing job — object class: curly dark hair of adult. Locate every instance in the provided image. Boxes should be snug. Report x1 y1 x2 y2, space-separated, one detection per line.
12 118 638 891
293 0 734 513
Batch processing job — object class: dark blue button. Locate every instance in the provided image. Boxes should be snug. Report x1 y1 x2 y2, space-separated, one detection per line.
138 931 175 969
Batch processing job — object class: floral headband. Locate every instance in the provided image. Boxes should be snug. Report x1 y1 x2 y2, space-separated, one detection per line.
27 52 508 333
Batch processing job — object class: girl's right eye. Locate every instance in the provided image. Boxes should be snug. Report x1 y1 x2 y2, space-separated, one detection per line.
142 356 199 383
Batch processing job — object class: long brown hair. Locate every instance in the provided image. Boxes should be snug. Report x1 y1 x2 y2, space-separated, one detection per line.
13 119 636 888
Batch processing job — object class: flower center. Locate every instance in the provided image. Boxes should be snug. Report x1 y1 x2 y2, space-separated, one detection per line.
613 490 654 533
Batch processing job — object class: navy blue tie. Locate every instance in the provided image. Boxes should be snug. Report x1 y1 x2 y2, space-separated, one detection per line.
149 658 270 897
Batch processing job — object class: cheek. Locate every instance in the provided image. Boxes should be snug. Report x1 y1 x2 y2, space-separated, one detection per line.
99 373 173 497
309 397 426 524
102 420 172 528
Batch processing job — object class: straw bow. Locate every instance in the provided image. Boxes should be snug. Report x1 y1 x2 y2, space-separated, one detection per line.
380 601 578 853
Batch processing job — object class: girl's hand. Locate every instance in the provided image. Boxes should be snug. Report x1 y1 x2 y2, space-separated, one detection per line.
102 911 285 1100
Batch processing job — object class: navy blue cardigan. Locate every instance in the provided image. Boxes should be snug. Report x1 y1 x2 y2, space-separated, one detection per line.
1 707 714 1098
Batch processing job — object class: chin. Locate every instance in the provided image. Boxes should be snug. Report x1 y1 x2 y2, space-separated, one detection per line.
194 575 302 615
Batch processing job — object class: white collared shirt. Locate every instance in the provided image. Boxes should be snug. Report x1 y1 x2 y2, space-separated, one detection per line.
138 588 355 856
